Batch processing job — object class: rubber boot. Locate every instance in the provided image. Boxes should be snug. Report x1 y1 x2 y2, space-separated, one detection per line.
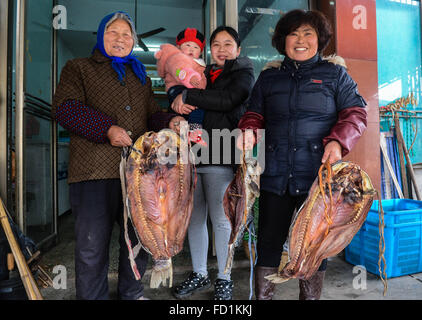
255 266 278 300
298 270 326 300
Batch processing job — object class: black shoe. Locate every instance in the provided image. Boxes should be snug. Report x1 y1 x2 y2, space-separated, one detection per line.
214 279 233 300
173 272 211 299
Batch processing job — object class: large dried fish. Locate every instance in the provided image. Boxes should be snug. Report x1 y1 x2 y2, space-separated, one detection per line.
266 161 376 283
121 130 195 288
223 157 261 274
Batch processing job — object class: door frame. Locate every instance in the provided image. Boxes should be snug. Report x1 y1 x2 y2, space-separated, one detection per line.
13 0 58 246
15 0 25 232
0 1 9 206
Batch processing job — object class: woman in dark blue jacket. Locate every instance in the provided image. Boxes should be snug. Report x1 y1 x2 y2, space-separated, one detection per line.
237 9 367 300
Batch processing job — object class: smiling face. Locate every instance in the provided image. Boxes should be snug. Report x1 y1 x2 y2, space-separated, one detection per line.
103 19 134 58
285 24 319 61
210 31 241 67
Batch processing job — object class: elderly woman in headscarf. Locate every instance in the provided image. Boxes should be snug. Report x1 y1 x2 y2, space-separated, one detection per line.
52 11 181 300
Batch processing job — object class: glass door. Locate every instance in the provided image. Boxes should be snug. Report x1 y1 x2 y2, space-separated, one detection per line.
0 0 9 206
236 0 309 79
13 0 56 245
25 0 55 244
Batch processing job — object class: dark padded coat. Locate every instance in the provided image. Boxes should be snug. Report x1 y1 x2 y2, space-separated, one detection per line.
184 56 255 166
240 54 367 196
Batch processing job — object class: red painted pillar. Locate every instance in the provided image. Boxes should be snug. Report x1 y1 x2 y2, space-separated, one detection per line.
335 0 381 192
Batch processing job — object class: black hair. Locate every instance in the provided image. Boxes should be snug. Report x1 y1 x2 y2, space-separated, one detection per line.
210 26 241 47
272 9 333 55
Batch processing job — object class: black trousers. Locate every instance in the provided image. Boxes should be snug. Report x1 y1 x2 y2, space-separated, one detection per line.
256 190 327 271
69 179 149 300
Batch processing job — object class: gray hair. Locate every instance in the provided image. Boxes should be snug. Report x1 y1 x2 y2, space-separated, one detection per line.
105 12 138 47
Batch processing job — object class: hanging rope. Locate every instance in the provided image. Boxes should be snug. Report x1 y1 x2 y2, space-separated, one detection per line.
380 92 418 156
376 193 388 296
317 162 388 296
247 221 257 300
318 161 334 236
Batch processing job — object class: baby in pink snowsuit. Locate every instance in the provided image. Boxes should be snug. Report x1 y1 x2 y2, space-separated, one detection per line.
155 28 207 145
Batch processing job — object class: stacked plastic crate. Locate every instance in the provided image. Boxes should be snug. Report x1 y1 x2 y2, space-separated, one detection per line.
345 199 422 278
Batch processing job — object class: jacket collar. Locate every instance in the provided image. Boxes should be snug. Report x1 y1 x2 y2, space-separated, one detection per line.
206 56 253 76
282 53 320 71
91 49 110 63
206 58 235 74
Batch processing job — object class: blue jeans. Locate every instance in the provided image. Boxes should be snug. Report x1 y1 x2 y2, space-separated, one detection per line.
70 179 149 300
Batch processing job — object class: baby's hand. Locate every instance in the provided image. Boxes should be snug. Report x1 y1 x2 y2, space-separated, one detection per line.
189 76 200 88
176 67 200 88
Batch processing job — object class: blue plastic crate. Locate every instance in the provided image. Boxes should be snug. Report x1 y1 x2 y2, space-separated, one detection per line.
345 199 422 278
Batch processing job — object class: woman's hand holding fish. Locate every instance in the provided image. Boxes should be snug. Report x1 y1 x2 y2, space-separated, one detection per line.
236 130 256 151
322 140 342 164
107 125 133 147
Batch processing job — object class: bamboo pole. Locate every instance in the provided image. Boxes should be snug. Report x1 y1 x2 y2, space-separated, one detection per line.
380 134 404 199
0 198 43 300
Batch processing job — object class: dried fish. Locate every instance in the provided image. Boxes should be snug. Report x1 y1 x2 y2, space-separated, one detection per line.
223 157 261 274
122 130 195 288
266 161 376 283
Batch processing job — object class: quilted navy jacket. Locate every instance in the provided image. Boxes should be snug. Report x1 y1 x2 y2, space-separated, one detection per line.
242 54 367 196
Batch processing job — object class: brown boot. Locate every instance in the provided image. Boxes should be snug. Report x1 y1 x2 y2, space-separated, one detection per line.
299 271 325 300
255 266 278 300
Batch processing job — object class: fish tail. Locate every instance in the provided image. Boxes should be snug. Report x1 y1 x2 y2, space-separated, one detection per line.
224 244 235 274
150 258 173 288
265 273 290 284
265 251 292 284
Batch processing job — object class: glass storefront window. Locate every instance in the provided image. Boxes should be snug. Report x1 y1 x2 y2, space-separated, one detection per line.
23 0 55 244
237 0 309 79
134 0 206 107
24 102 54 244
377 0 422 163
204 0 225 67
56 0 136 73
56 0 211 107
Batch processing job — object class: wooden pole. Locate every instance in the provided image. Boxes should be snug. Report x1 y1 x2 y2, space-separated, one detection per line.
0 198 43 300
393 118 422 200
393 117 409 198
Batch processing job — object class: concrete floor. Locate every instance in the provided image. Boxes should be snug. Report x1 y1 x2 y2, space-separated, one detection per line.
36 212 422 301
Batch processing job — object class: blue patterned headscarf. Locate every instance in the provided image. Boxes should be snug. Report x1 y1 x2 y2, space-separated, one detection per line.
92 11 147 85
